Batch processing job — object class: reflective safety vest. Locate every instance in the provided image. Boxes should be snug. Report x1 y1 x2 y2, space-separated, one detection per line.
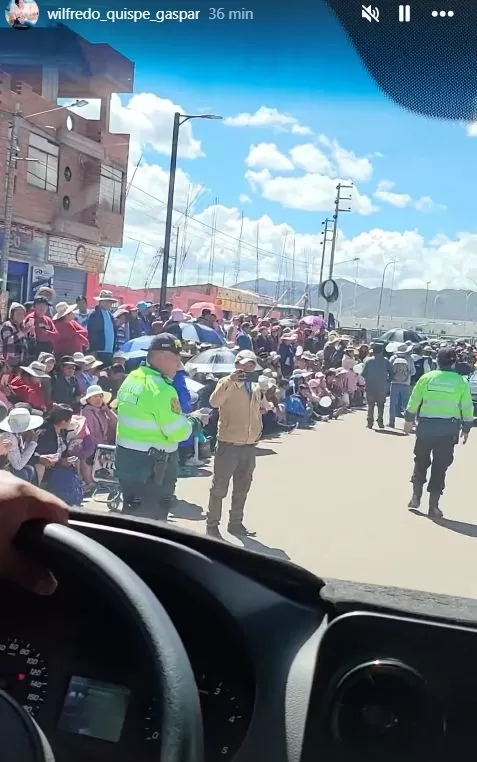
407 369 474 423
116 365 192 453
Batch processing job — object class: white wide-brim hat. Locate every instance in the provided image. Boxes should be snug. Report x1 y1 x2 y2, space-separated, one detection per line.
0 409 43 433
53 302 77 321
80 384 112 406
94 290 114 301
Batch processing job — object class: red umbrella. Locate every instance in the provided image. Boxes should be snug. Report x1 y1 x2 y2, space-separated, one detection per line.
188 301 223 319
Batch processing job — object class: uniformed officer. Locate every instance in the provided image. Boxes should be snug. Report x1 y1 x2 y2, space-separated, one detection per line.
404 347 473 519
115 333 200 520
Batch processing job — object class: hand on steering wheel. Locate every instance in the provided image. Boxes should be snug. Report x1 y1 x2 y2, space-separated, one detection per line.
0 473 204 762
0 473 68 595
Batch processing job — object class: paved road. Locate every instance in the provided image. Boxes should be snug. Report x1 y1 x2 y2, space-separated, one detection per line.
87 411 477 600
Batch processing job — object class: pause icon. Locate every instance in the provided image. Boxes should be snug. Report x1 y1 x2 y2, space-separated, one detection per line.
399 4 411 21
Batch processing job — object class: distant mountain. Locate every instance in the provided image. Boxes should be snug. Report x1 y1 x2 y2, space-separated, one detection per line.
235 279 475 322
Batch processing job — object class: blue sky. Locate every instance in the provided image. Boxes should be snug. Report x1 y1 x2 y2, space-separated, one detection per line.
35 1 477 290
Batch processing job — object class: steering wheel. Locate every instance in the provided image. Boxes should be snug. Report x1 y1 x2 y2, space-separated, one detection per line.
0 521 204 762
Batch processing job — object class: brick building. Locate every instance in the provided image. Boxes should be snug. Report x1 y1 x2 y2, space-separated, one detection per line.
0 25 134 304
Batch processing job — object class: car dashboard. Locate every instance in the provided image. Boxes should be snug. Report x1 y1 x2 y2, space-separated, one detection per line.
2 511 477 762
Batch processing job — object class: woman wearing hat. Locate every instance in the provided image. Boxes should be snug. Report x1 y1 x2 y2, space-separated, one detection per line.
0 408 48 484
52 302 88 357
10 362 50 412
80 385 117 488
24 296 58 356
73 353 103 396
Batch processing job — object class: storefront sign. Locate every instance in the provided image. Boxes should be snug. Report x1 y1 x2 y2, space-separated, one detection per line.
30 264 54 298
0 224 47 264
48 237 105 273
0 291 7 322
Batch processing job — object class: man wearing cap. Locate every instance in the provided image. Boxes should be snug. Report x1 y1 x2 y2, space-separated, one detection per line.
206 349 263 538
74 295 90 329
136 301 154 335
115 333 202 520
36 286 55 319
404 347 474 519
51 356 81 409
87 290 117 366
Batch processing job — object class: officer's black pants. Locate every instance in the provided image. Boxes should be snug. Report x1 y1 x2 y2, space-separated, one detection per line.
116 446 176 521
411 435 456 495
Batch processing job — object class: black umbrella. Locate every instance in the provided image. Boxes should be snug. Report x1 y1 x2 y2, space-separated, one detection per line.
378 329 423 345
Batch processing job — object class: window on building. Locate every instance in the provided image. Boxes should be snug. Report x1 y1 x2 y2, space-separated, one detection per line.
99 165 123 214
27 133 59 192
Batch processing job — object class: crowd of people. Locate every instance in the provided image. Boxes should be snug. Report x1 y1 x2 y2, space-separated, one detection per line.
0 282 475 533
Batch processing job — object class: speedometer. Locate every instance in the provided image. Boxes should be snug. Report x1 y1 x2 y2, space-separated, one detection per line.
0 637 48 717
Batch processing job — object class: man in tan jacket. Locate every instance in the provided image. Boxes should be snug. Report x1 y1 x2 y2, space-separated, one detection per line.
206 350 263 538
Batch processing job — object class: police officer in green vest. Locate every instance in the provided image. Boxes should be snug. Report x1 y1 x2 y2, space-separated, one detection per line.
115 333 197 520
404 346 473 519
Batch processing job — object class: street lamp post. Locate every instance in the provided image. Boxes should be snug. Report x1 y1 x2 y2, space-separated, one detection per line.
465 290 475 322
424 281 431 318
160 112 222 308
0 99 88 292
376 260 397 329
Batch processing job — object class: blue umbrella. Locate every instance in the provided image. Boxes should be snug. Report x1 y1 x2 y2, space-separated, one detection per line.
121 335 153 360
193 323 226 345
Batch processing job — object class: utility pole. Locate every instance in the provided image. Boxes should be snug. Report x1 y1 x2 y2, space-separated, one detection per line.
325 184 353 319
319 218 333 299
207 198 218 283
102 151 143 285
172 227 180 286
1 106 20 292
255 222 260 294
160 111 180 308
424 281 431 318
328 183 353 282
233 210 244 285
291 236 296 305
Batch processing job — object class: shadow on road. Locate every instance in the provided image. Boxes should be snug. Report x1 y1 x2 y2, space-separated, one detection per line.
408 509 477 539
434 518 477 538
375 429 409 437
238 536 290 560
179 467 212 478
170 500 206 521
256 447 277 457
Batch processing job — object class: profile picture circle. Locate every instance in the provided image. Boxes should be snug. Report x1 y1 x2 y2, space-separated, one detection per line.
5 0 39 28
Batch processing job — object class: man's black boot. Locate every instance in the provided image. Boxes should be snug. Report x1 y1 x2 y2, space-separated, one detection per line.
428 493 443 519
408 484 423 509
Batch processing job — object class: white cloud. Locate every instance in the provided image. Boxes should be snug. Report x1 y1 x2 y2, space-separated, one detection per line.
239 193 252 203
374 180 413 208
105 160 477 292
245 168 376 215
317 134 373 182
224 106 312 135
289 143 334 174
374 181 445 212
466 122 477 136
333 143 372 182
291 124 313 135
245 143 294 171
68 93 204 163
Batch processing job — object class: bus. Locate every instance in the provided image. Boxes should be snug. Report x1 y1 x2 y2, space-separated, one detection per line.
258 303 325 321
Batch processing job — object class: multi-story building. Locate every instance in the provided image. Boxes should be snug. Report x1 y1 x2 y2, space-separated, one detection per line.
0 24 134 304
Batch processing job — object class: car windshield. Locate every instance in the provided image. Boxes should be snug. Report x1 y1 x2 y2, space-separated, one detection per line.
1 0 476 600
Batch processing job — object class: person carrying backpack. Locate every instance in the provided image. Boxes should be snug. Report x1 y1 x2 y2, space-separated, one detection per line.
388 343 416 428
